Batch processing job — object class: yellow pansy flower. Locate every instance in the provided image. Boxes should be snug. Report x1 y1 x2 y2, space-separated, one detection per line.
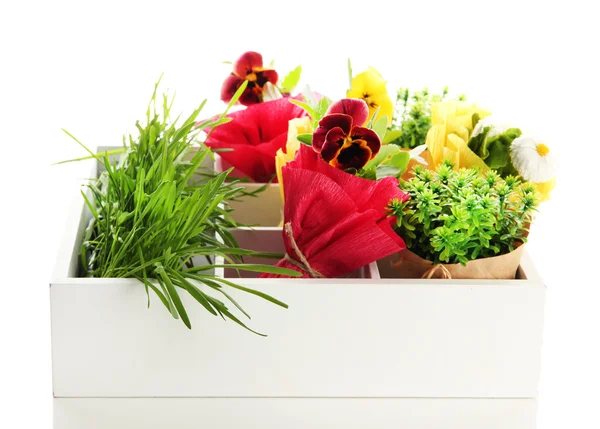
275 117 314 202
426 100 490 170
347 67 394 126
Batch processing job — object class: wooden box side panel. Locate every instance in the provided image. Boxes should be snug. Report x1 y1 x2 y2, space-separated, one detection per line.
51 279 544 398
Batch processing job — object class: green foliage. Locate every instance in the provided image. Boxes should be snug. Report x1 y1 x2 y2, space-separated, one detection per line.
347 58 353 89
68 79 300 334
371 115 388 141
280 65 302 94
296 133 313 145
289 86 333 130
358 145 410 180
388 162 538 265
468 127 522 176
387 87 459 148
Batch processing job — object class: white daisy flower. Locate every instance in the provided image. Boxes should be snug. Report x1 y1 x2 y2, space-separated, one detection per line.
510 136 558 182
472 116 512 139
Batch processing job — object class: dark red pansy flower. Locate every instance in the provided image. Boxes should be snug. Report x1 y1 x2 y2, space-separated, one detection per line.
312 99 381 170
203 97 306 183
221 51 279 106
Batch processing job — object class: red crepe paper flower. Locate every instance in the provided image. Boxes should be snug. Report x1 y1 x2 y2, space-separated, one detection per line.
221 51 279 106
204 98 306 183
260 145 409 278
313 98 381 170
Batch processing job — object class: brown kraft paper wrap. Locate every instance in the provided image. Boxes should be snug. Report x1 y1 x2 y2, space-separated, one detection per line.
388 244 525 279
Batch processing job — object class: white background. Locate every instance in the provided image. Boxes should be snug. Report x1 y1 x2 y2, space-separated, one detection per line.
1 0 598 427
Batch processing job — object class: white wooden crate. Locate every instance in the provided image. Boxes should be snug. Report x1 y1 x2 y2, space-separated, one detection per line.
50 153 546 427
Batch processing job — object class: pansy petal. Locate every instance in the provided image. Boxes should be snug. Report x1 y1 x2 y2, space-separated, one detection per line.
351 126 381 156
238 84 261 106
313 114 352 152
312 127 329 152
220 74 244 103
327 99 369 127
318 113 353 134
321 141 343 162
369 93 394 126
333 142 372 170
233 51 264 77
259 69 278 85
325 127 347 147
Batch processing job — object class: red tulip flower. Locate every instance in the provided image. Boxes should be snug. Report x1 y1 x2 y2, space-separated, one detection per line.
204 98 306 183
221 51 279 106
313 98 381 170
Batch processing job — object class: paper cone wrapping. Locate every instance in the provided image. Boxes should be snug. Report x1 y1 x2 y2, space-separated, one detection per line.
388 245 525 279
260 145 409 278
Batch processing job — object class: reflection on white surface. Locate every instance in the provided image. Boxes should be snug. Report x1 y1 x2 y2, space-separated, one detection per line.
55 398 536 429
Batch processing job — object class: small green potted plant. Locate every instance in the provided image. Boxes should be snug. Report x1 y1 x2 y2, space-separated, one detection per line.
386 162 539 279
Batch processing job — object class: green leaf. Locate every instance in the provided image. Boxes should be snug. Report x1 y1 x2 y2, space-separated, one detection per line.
145 280 171 311
383 129 403 144
197 277 251 319
363 144 400 170
80 190 98 219
302 85 317 106
170 270 217 316
385 151 410 173
220 306 267 337
289 99 316 120
471 112 481 130
359 144 408 179
158 268 191 329
297 133 313 146
222 80 248 116
61 129 97 159
314 96 333 124
357 166 376 180
187 263 302 277
347 58 353 90
375 165 402 179
372 116 388 141
467 127 521 173
366 106 381 129
53 148 126 165
280 65 302 92
188 274 288 309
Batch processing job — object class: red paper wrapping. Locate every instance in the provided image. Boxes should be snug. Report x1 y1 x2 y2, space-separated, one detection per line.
204 98 306 183
260 145 410 278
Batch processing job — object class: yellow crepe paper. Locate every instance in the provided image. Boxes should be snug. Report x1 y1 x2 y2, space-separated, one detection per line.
426 100 491 171
347 67 394 126
275 117 314 202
